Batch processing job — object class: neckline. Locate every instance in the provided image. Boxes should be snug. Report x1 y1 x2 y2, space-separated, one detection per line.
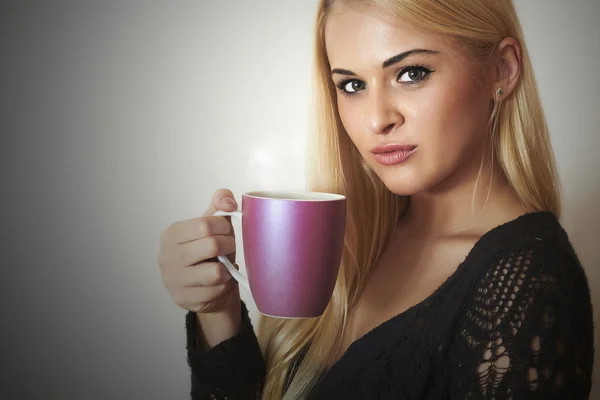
323 211 559 374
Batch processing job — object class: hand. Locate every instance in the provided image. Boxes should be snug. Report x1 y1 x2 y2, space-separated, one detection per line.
159 189 241 315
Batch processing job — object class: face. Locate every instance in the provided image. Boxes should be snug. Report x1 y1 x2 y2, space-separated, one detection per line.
324 7 495 196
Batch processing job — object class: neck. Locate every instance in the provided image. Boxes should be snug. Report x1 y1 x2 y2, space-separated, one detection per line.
403 154 525 237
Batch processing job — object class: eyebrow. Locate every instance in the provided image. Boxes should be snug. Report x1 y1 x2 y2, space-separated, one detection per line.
330 48 439 76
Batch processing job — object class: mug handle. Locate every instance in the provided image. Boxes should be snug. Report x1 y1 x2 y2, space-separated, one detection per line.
213 210 251 293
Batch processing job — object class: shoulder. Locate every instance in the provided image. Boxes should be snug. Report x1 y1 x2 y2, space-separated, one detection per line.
466 211 589 292
470 236 592 326
447 213 595 398
457 212 593 340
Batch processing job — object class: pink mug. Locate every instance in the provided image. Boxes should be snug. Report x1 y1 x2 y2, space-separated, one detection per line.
214 191 346 318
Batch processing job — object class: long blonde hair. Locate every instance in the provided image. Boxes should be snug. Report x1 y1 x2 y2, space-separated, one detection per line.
257 1 560 398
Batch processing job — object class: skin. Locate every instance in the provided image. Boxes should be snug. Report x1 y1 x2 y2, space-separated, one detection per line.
324 6 527 363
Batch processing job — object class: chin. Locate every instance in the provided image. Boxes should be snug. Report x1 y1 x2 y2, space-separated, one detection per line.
377 174 428 196
364 154 432 196
369 158 457 197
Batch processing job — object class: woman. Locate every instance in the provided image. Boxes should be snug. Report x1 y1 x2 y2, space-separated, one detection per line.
158 0 594 399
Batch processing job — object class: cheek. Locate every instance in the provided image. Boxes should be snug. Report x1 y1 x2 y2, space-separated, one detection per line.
415 80 490 154
338 101 367 149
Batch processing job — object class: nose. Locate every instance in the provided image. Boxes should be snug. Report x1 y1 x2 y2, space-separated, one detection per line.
365 90 404 135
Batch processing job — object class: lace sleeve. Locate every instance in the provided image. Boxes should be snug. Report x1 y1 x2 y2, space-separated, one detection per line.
186 301 266 400
448 243 594 399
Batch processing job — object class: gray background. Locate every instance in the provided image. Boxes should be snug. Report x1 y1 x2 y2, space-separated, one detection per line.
1 1 598 399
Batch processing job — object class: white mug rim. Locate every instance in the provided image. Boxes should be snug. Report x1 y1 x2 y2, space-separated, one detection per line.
243 190 346 202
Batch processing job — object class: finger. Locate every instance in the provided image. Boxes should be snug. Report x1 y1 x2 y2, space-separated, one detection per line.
161 216 232 246
162 261 230 289
180 262 234 287
198 284 240 313
203 188 238 217
175 235 236 268
184 281 240 314
180 280 238 304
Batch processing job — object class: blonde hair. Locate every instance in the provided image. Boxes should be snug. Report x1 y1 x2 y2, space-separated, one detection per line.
257 1 561 398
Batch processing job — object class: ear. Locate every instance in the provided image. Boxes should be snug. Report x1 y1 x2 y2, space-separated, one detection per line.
491 37 521 100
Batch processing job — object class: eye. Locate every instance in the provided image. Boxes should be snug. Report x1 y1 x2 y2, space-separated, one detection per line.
337 79 366 95
398 66 433 84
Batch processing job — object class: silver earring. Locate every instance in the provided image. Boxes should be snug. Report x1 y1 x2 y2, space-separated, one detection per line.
496 88 504 97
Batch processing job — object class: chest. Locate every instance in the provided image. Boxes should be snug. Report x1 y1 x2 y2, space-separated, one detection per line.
333 236 477 362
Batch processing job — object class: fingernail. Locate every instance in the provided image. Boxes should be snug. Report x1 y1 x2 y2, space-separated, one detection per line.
222 197 237 206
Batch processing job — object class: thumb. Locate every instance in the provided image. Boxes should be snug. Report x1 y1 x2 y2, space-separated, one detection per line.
203 188 238 217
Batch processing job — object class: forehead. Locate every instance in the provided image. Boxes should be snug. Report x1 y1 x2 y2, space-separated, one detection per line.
324 6 448 67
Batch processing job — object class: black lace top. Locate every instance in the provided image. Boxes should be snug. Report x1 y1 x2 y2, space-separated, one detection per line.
185 212 594 399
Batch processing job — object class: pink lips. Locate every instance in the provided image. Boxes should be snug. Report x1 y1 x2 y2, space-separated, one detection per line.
371 145 417 166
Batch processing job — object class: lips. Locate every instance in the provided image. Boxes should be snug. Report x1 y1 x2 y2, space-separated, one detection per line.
371 144 417 154
371 144 417 166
